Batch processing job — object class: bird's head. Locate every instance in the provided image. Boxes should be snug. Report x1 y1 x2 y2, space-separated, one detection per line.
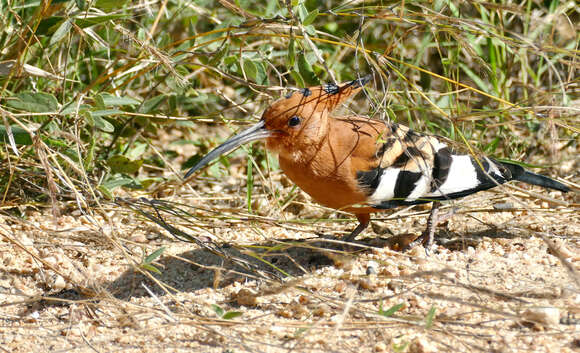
184 74 372 178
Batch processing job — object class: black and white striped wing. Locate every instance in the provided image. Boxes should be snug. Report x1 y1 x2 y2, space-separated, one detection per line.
356 124 511 209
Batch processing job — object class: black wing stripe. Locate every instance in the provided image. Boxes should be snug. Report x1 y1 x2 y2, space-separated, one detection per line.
430 147 452 191
356 168 382 195
393 171 423 200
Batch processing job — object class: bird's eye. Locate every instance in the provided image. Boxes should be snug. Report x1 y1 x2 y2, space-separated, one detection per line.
288 116 301 127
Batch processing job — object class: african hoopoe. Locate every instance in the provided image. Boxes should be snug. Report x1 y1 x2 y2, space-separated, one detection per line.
185 75 570 249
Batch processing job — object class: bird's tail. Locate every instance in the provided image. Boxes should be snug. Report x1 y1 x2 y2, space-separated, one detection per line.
500 161 570 193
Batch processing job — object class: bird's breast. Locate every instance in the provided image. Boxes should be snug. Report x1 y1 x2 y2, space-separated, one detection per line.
278 153 370 213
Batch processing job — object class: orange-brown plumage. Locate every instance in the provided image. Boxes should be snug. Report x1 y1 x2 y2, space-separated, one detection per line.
185 75 569 249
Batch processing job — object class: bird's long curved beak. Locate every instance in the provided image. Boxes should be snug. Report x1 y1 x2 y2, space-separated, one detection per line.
184 120 272 179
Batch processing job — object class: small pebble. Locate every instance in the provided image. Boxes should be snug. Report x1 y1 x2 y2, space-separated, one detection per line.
409 337 437 353
366 261 378 275
52 275 66 290
493 202 514 210
374 342 387 352
522 307 560 326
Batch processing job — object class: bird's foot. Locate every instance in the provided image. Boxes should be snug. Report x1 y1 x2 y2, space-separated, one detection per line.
405 231 434 255
341 216 370 243
404 203 456 255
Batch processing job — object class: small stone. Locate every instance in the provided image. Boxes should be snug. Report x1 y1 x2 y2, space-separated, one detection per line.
312 304 330 317
409 336 437 353
146 232 160 241
130 234 148 243
380 266 399 277
334 281 347 293
366 261 378 275
357 278 377 291
52 275 66 290
522 307 560 326
251 198 269 216
233 288 258 307
374 342 387 352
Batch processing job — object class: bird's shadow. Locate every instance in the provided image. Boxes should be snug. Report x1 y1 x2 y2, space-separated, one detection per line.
19 226 519 315
107 237 341 300
103 198 522 300
105 227 519 300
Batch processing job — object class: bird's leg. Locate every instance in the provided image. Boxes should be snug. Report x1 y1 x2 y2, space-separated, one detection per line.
342 213 371 242
407 201 454 253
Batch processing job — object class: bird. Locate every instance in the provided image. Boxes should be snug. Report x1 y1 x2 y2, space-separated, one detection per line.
184 74 570 249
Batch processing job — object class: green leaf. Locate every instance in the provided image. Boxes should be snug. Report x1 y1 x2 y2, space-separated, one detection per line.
98 175 137 198
298 53 318 85
222 311 243 320
90 109 123 117
254 61 268 85
144 247 166 264
137 177 163 189
211 304 225 317
246 146 254 212
378 302 403 317
182 154 203 171
92 115 116 133
484 136 500 154
425 306 436 329
43 137 68 149
107 155 143 174
139 94 167 114
84 134 95 171
297 3 308 22
75 0 86 10
0 125 33 145
224 55 238 67
95 0 129 10
50 19 72 46
242 59 258 81
287 37 296 68
304 25 316 36
97 184 113 200
100 175 135 189
141 263 162 275
209 43 229 67
290 70 305 88
60 102 91 116
393 341 410 353
98 93 140 107
459 63 489 93
324 22 338 32
302 9 319 26
37 17 65 35
126 142 147 160
75 14 127 28
6 92 58 112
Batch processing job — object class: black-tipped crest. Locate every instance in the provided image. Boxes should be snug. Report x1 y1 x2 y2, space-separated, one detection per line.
322 83 340 94
350 74 372 88
322 74 372 95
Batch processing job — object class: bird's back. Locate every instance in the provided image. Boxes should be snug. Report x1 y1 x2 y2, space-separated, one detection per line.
330 116 545 209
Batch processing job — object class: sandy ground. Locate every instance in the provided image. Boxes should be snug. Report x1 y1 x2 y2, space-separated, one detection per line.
1 162 578 353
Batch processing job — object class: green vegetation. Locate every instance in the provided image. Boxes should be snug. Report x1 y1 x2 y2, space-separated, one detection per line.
0 0 576 209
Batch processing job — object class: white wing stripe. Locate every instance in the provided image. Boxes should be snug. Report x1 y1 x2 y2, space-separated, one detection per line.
427 155 479 197
370 168 400 202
